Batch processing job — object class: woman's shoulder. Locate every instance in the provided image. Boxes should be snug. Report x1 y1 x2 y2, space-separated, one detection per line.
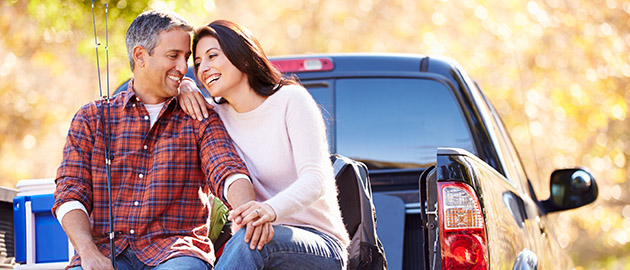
275 84 311 101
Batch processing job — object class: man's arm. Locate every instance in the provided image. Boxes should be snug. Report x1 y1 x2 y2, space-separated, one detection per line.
226 178 275 250
53 103 112 269
61 210 114 270
226 178 256 209
197 112 274 249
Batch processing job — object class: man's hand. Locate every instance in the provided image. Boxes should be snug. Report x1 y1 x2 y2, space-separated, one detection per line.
229 201 276 250
79 248 115 270
61 210 115 270
179 78 213 121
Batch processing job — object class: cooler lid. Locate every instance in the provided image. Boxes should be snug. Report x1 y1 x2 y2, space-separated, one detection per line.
16 178 56 196
0 186 17 203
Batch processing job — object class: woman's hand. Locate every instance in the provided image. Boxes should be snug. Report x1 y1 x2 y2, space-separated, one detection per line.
179 78 213 121
229 201 277 250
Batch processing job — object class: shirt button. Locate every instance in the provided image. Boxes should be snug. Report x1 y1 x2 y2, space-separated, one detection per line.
136 97 140 101
129 229 135 234
144 116 149 120
143 145 148 150
138 173 144 178
132 104 136 107
134 201 139 206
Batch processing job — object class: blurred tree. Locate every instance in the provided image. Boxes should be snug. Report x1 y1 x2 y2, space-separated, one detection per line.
0 0 628 268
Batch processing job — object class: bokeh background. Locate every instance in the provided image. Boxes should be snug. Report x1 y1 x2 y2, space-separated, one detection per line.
1 0 628 268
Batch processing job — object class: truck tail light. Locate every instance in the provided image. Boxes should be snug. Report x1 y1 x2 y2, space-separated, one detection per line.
438 181 488 270
271 58 334 73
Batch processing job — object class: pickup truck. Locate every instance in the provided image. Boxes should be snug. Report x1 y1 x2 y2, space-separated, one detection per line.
264 54 598 270
4 53 598 270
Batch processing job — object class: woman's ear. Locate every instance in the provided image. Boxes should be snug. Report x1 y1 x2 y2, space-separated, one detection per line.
132 45 146 68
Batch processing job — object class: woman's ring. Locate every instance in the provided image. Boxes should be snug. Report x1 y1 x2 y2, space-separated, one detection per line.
255 209 261 217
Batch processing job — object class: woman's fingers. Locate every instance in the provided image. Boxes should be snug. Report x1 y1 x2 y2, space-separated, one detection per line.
179 92 197 119
252 204 276 227
240 205 269 225
240 207 262 226
192 90 210 119
229 201 254 221
184 97 200 120
179 80 211 120
229 201 276 250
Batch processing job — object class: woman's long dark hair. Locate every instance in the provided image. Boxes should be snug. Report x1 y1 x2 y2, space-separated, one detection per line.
192 20 295 100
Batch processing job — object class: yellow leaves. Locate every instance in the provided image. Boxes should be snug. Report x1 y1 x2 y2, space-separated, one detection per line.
0 0 627 267
608 97 627 120
31 51 65 76
0 52 17 77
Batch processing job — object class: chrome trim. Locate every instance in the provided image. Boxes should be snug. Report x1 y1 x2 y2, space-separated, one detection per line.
405 202 421 214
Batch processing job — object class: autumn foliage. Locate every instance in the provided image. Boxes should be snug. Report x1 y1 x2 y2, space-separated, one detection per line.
1 0 628 268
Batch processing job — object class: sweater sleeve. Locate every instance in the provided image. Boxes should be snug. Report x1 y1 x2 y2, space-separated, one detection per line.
264 86 334 219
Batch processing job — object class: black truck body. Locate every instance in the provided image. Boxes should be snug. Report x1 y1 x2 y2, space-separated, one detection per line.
263 54 598 270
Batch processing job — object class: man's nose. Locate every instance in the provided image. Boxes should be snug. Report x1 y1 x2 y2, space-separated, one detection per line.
176 57 187 74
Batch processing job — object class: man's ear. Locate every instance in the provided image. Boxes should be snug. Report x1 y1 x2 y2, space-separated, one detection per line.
132 45 146 68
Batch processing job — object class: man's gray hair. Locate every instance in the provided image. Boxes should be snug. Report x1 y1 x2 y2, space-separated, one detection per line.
125 10 193 71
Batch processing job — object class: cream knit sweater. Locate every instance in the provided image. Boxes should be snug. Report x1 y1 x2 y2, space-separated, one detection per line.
211 84 350 248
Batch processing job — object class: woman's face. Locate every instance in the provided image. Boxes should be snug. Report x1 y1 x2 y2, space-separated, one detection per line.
194 36 247 99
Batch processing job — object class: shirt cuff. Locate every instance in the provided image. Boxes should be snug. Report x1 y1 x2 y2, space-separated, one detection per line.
223 173 251 201
56 200 88 225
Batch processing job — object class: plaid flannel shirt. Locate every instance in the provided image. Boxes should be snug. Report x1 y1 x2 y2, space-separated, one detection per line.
53 83 248 267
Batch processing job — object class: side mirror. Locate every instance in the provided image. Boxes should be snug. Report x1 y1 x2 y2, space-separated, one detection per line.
542 168 598 213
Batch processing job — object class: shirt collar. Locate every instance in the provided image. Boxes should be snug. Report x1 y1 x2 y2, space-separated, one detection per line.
122 78 178 110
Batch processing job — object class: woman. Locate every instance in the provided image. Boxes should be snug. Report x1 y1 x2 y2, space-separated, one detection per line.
178 20 349 270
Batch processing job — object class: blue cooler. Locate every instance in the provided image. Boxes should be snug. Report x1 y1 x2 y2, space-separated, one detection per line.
13 179 73 269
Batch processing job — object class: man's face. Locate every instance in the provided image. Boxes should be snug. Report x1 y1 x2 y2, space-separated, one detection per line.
140 28 191 103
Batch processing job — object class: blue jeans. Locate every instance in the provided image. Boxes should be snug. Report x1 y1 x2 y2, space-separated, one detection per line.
215 225 346 270
68 247 212 270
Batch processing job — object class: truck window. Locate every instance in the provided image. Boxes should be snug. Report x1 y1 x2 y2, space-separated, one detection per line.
334 78 475 170
306 84 335 152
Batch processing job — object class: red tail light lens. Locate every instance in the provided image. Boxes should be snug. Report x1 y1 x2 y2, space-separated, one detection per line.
271 58 334 73
438 182 488 270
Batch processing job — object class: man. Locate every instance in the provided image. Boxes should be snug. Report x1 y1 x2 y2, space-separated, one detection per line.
53 10 261 270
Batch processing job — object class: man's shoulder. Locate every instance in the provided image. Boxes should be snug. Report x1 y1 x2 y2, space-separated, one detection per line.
177 106 225 136
73 92 127 120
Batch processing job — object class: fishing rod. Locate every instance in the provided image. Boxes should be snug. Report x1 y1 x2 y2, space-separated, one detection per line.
91 1 116 268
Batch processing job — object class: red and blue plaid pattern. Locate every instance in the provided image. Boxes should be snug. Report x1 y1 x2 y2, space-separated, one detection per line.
53 83 248 267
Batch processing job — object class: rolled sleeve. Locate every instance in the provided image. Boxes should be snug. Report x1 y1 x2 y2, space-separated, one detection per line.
197 111 249 209
53 104 95 217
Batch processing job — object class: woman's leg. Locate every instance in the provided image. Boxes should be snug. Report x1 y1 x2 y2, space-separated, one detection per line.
215 225 346 270
152 256 212 270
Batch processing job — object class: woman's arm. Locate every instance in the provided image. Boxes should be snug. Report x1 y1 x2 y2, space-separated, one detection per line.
178 78 212 120
264 86 333 219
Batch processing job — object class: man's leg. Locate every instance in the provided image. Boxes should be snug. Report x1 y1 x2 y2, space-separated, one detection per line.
67 247 136 270
215 225 346 270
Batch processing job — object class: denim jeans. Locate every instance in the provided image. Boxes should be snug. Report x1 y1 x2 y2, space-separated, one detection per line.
215 225 346 270
67 246 212 270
